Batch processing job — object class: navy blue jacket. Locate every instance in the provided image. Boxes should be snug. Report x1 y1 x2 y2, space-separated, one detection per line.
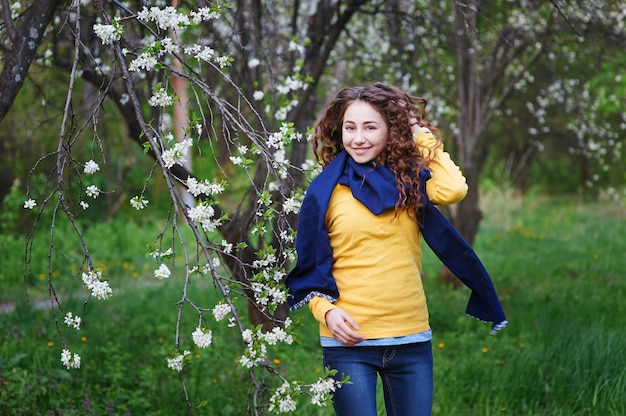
286 150 507 334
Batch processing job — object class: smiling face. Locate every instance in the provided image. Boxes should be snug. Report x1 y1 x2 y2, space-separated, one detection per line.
342 100 389 164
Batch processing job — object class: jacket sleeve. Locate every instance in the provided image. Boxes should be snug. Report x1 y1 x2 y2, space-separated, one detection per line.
285 187 339 310
414 128 468 205
285 153 347 311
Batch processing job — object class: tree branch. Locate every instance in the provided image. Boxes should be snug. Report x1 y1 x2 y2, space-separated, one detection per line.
1 0 17 41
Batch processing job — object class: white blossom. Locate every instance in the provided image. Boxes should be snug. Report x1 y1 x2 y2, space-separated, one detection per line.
23 199 37 209
185 177 225 197
212 303 231 321
221 240 233 254
230 156 244 165
277 396 297 413
129 52 158 73
309 377 341 406
154 263 171 279
281 197 301 215
9 2 21 16
93 22 123 45
253 90 264 101
64 312 81 330
137 6 190 30
248 58 261 68
190 7 221 24
85 185 100 199
260 325 293 345
61 348 81 370
214 55 232 68
183 44 231 67
161 138 193 169
81 270 112 299
84 160 100 174
192 327 213 348
187 202 222 231
157 37 177 56
280 230 294 244
288 40 305 55
130 196 149 210
149 248 173 259
268 381 298 413
167 350 191 372
148 87 174 107
192 45 215 61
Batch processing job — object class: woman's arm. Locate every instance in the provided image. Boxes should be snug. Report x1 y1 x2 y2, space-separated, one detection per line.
414 128 468 205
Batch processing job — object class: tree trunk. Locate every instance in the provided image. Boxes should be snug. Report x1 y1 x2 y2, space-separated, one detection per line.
442 0 483 286
439 164 483 286
0 0 63 122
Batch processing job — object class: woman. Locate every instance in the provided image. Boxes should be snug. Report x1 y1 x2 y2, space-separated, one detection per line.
286 83 506 416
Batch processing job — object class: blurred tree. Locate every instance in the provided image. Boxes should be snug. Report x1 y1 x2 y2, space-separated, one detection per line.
320 0 626 281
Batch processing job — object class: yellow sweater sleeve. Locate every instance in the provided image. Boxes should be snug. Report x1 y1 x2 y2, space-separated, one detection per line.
308 296 337 326
414 128 468 205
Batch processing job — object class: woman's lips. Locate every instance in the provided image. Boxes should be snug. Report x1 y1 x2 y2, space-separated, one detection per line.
352 147 370 154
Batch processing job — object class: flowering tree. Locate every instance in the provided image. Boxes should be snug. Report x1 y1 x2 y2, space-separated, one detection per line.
3 0 372 413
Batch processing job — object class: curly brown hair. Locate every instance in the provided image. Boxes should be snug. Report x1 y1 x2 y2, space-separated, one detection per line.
313 82 441 217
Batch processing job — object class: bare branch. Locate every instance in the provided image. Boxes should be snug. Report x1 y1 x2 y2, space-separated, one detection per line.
1 0 17 40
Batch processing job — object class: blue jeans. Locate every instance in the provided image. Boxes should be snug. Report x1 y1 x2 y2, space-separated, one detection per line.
323 341 433 416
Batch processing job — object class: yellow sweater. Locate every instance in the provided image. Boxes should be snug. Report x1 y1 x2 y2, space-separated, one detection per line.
308 130 468 339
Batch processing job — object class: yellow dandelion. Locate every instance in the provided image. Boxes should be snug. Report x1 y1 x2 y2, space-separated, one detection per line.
315 368 322 373
437 342 444 349
47 341 54 348
273 358 281 365
195 354 200 359
482 347 489 354
39 273 46 281
212 378 218 384
81 336 87 343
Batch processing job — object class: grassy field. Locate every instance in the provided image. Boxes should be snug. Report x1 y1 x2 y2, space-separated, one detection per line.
1 190 625 415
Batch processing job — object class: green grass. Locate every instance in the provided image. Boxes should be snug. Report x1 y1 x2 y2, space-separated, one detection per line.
1 192 626 415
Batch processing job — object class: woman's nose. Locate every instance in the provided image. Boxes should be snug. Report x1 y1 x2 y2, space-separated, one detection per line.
354 132 366 143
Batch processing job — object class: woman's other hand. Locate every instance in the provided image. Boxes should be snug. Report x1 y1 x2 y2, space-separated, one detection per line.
325 308 366 347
